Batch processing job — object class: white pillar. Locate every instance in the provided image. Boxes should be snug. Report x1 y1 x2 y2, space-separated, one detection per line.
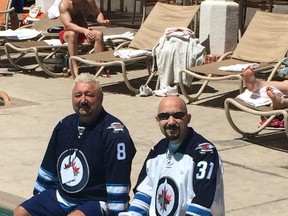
199 0 238 55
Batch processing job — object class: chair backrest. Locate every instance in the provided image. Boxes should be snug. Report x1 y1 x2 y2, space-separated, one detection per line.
0 0 12 30
129 2 200 50
232 11 288 63
32 14 63 32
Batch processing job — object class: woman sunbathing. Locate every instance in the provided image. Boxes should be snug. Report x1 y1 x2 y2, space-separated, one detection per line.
243 66 288 109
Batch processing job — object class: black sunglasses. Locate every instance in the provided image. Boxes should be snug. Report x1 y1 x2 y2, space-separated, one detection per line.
156 112 186 120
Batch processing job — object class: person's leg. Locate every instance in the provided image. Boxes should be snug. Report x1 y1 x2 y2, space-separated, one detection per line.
68 210 86 216
243 66 265 91
89 29 110 77
265 80 288 95
13 206 31 216
266 86 288 109
91 29 104 52
243 66 288 94
10 12 20 30
63 31 80 77
10 0 24 30
68 200 106 216
14 189 66 216
0 90 11 106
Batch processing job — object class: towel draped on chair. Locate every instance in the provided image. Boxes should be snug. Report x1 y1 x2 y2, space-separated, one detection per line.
155 28 205 90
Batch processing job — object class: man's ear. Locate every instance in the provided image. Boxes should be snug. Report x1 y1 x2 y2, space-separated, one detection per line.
186 113 191 124
155 117 160 127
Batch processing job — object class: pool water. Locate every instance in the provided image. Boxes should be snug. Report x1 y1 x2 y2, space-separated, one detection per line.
0 207 12 216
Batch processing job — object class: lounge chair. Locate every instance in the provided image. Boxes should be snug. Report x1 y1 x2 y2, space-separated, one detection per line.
69 2 200 94
3 15 136 77
224 58 288 139
0 15 62 45
178 11 288 103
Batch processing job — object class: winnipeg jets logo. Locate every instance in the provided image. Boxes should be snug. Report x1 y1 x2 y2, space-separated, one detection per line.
57 149 89 193
158 186 172 212
64 161 80 176
155 177 178 216
107 122 124 133
195 143 215 154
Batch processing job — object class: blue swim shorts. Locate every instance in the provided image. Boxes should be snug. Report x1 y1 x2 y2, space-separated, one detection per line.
20 188 104 216
11 0 24 13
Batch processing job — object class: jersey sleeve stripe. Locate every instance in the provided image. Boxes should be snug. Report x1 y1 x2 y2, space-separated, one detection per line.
186 203 212 216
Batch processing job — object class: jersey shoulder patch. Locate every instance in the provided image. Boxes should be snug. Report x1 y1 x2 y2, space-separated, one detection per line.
195 142 215 154
106 122 125 133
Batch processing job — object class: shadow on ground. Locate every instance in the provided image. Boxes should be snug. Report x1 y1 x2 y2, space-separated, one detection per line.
241 132 288 152
0 97 40 109
102 75 156 96
192 89 240 109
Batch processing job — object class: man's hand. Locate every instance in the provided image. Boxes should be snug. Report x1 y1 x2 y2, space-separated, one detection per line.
84 29 96 39
102 19 110 27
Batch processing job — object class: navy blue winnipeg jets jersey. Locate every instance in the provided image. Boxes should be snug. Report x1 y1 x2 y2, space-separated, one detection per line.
34 109 136 214
129 128 224 216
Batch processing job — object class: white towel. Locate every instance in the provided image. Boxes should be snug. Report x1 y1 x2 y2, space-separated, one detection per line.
114 49 152 59
104 31 134 42
0 29 41 40
218 63 259 72
44 39 63 46
236 86 283 107
48 0 61 19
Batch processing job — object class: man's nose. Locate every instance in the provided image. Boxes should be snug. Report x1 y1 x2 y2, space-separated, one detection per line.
80 95 88 103
167 115 176 123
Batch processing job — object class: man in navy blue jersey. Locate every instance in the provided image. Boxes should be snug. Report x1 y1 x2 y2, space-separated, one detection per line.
120 96 225 216
14 73 136 216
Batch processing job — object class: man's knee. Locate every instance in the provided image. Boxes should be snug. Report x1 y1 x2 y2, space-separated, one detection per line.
14 205 31 216
64 31 78 43
68 209 86 216
92 30 103 39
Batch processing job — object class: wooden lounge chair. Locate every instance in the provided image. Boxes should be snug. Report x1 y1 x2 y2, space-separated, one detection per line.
178 11 288 103
69 2 200 94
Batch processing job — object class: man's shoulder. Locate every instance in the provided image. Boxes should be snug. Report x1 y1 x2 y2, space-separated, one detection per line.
59 113 77 125
103 113 129 133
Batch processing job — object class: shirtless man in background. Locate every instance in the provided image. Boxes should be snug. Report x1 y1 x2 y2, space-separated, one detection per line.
59 0 110 77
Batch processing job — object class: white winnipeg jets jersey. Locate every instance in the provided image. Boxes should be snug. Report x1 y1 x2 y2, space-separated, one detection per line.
128 128 225 216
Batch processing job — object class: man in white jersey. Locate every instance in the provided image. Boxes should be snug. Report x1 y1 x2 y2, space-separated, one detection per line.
120 96 225 216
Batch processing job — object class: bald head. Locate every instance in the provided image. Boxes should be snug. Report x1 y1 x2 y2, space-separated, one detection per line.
156 96 191 143
158 96 188 114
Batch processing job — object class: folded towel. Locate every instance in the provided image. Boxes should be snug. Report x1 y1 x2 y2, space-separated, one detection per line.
114 49 152 59
236 86 283 107
165 27 194 40
44 39 63 46
0 29 41 40
219 63 259 72
104 31 134 42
